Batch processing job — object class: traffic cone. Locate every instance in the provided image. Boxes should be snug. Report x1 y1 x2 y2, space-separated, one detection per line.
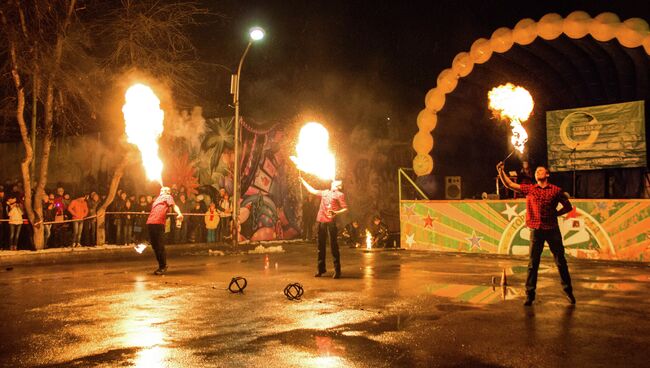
500 268 507 287
264 254 270 270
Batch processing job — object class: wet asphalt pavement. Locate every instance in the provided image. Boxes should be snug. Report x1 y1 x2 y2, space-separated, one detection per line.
0 243 649 367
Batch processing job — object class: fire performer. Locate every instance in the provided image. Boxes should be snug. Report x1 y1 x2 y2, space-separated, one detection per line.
146 187 183 275
496 162 576 306
300 177 348 279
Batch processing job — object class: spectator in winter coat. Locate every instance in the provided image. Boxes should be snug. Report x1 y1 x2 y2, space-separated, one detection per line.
174 193 190 244
85 192 100 245
190 199 206 242
68 194 89 247
0 189 7 249
42 195 57 247
7 197 23 251
217 189 232 242
122 199 134 245
134 196 148 242
114 192 128 245
204 202 219 243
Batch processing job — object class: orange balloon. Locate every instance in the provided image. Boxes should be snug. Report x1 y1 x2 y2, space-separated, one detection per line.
538 13 563 40
470 38 493 63
616 18 649 48
425 88 446 112
412 130 434 154
416 109 438 132
590 12 621 42
513 18 537 45
490 27 513 53
437 68 458 93
563 11 592 39
413 154 434 176
452 52 474 77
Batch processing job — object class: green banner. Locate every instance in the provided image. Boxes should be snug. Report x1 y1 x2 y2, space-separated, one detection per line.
546 101 646 172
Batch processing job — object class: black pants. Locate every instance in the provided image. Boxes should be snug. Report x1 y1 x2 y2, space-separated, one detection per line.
526 227 573 299
217 217 232 242
317 222 340 273
148 224 167 269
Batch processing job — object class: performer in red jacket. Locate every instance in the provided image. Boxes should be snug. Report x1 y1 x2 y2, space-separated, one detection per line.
146 187 183 275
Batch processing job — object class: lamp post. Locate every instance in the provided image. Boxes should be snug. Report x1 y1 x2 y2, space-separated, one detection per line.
231 26 265 247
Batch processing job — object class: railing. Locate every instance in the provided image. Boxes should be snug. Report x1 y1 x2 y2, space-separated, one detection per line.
398 167 429 202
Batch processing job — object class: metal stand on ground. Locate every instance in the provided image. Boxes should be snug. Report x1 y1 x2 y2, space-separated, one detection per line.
228 277 247 293
283 283 304 300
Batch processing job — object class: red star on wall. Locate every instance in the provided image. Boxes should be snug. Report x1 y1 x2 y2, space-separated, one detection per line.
423 214 434 228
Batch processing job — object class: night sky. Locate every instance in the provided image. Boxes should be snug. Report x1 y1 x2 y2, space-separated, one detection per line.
194 0 649 197
3 0 648 197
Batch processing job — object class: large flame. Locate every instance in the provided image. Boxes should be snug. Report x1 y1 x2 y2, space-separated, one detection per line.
488 83 534 153
365 229 372 250
290 122 335 180
123 84 165 185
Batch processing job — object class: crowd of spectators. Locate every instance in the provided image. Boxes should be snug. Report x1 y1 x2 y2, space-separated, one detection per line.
0 180 233 250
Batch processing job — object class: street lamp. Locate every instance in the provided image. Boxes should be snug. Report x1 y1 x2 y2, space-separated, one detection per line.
231 26 265 247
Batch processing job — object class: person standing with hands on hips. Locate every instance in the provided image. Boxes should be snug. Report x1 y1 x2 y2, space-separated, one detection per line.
300 177 348 279
146 187 183 275
496 161 576 306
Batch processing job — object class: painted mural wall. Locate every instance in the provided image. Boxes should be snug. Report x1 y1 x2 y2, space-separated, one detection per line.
0 107 412 241
400 199 650 262
0 111 303 242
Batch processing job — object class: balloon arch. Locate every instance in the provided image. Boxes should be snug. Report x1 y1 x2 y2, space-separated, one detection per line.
412 11 650 176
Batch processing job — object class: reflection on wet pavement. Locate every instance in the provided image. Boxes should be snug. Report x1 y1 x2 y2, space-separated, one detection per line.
0 244 649 367
118 281 168 367
424 283 521 304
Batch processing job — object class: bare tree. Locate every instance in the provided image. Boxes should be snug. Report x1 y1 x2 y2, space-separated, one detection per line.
97 0 213 103
1 0 217 247
0 0 80 249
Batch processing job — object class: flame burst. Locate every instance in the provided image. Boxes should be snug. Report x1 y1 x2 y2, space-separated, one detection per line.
123 84 165 185
290 122 336 180
365 229 372 250
488 83 534 153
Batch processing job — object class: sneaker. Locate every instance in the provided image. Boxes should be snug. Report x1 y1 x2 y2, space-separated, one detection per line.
332 272 341 279
153 267 168 275
523 298 534 306
314 272 325 277
565 292 576 305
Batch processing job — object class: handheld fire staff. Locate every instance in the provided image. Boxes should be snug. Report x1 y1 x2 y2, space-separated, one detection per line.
488 83 534 163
